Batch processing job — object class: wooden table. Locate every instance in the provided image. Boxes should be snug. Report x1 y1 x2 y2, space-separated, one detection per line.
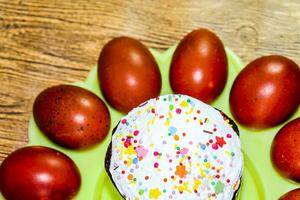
0 0 299 162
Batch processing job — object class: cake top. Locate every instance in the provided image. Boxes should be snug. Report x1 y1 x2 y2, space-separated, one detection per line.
107 94 243 200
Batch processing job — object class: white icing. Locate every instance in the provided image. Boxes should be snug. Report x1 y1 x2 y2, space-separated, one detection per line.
109 94 243 200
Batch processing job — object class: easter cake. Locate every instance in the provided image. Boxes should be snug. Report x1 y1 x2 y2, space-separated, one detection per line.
105 94 243 200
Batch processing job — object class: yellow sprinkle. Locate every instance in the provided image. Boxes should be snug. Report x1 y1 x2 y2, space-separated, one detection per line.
115 133 124 139
180 101 188 107
127 159 132 166
204 162 211 168
178 185 184 193
186 119 190 123
179 157 185 163
185 107 194 114
119 146 124 160
128 133 134 137
193 179 201 191
182 182 191 193
200 168 206 177
168 111 173 119
151 117 156 125
149 188 161 199
150 144 155 147
146 106 152 112
164 120 170 126
124 146 135 155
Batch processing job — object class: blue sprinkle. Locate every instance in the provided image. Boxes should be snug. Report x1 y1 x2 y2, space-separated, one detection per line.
168 126 177 136
133 158 138 164
188 100 195 107
201 144 206 150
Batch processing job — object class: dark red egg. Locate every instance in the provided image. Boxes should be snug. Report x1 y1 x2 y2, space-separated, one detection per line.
170 28 228 103
230 55 300 129
279 188 300 200
33 85 110 149
0 146 81 200
271 118 300 182
98 37 161 113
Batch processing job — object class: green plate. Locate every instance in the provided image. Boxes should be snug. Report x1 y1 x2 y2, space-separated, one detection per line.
2 46 299 200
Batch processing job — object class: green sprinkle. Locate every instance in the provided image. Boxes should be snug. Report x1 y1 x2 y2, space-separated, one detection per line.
169 105 174 110
187 99 191 103
139 189 144 195
211 181 215 185
215 181 225 194
163 189 167 193
176 147 180 150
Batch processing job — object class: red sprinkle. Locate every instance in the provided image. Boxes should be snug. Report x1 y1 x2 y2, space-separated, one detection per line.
176 108 182 114
154 162 159 168
133 130 139 136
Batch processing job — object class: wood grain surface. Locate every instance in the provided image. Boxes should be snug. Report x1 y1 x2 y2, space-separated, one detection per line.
0 0 299 162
